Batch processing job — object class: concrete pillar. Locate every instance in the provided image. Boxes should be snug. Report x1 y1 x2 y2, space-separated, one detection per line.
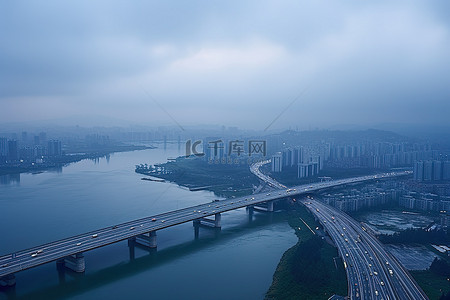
194 216 221 228
135 231 157 248
0 274 16 287
194 223 199 239
214 213 221 228
247 205 254 222
267 200 274 212
56 259 66 284
64 253 85 273
149 231 157 248
128 238 136 260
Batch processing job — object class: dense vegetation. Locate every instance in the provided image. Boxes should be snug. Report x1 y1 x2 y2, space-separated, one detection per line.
265 207 347 300
430 258 450 277
440 291 450 300
412 258 450 300
291 236 334 286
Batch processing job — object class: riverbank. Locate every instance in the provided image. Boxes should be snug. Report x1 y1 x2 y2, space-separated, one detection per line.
136 157 259 198
0 145 154 176
265 204 347 300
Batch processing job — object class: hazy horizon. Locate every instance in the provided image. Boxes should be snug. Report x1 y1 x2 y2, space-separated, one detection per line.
1 1 450 131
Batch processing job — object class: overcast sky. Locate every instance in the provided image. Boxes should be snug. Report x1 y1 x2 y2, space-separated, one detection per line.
1 1 449 130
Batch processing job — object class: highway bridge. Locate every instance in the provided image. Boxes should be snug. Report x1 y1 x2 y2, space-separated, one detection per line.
1 171 410 290
305 200 427 299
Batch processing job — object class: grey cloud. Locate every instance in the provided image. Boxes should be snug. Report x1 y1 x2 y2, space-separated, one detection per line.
0 0 449 129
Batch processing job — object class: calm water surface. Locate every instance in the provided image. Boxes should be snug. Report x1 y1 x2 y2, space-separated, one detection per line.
0 144 297 300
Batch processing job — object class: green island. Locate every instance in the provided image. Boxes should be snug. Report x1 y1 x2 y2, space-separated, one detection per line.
265 205 347 300
136 157 259 198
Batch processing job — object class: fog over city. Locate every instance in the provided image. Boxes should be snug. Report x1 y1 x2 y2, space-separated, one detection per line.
1 1 450 131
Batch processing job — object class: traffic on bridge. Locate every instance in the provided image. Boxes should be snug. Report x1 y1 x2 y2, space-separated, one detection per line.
1 170 412 291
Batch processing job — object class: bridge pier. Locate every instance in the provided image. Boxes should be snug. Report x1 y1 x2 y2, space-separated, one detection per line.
61 253 85 273
0 274 16 287
267 200 274 212
56 259 66 284
247 205 254 222
128 238 136 260
214 213 221 227
194 223 200 239
253 200 274 212
135 231 157 248
193 213 221 228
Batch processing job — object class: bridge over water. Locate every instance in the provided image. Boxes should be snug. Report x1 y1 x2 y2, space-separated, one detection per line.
0 171 410 287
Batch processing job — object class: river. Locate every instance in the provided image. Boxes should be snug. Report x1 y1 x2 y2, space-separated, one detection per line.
0 143 297 300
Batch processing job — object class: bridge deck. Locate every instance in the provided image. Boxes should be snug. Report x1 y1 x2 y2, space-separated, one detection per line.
0 171 410 278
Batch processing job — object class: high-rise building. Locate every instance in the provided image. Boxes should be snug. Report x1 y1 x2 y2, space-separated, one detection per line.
47 140 62 157
298 163 309 178
7 140 18 161
444 162 450 181
21 131 28 143
291 147 303 166
423 161 433 181
271 153 282 172
282 148 292 167
413 161 424 181
0 137 8 163
433 160 442 181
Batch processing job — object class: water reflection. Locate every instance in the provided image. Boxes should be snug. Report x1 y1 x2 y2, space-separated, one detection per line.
12 212 285 300
0 173 20 185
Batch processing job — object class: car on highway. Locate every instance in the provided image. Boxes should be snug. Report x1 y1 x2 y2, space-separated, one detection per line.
76 242 82 246
92 234 98 238
130 227 135 230
152 218 157 222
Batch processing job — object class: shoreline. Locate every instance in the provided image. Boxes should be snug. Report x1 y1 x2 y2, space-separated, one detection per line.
265 204 347 300
0 145 155 176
